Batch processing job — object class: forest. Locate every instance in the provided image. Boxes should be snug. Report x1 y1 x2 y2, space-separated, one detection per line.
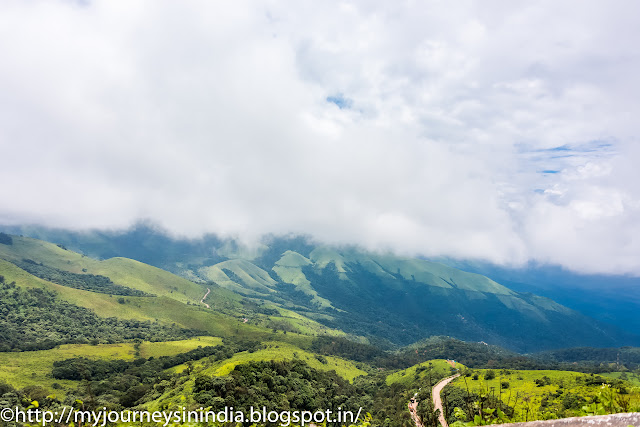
13 259 148 296
0 276 195 351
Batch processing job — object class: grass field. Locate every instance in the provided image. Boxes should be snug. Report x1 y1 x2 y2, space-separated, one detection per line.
0 337 223 395
138 336 223 358
171 341 366 381
449 368 640 420
151 340 367 411
272 251 333 308
0 257 316 347
0 236 207 304
267 306 347 336
0 238 329 352
0 342 137 392
386 359 463 386
602 371 640 387
199 259 277 295
209 341 366 381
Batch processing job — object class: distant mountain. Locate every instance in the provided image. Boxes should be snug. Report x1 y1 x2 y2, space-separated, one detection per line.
1 225 638 352
436 258 640 335
531 346 640 369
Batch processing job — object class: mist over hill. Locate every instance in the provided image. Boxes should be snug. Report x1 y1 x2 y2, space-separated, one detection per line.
2 225 637 352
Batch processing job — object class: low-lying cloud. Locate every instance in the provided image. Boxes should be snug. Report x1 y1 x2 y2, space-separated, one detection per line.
1 1 640 275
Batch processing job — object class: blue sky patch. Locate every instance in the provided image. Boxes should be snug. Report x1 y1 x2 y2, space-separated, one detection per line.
326 94 352 109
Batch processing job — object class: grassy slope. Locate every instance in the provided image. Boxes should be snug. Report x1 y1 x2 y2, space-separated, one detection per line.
308 246 514 295
0 338 218 393
151 341 367 410
202 341 365 381
199 259 277 295
269 306 347 337
0 236 206 303
0 239 319 348
386 359 464 386
602 371 640 387
0 258 274 340
309 247 574 318
449 368 640 419
272 250 333 308
139 337 223 359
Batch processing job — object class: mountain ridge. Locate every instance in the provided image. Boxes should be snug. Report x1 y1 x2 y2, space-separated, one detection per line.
1 227 637 352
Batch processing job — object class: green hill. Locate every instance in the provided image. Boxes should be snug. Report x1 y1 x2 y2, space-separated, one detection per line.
0 236 307 346
3 230 636 352
4 230 640 427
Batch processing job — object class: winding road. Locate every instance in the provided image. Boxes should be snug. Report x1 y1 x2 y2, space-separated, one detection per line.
407 371 460 427
408 392 424 427
432 373 460 427
201 288 210 308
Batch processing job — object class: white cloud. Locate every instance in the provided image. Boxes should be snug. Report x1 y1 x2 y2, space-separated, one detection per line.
1 0 640 274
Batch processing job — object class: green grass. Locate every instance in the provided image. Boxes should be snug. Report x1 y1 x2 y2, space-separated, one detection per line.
307 245 516 295
0 259 250 332
138 336 223 358
0 236 207 304
269 307 347 336
386 359 463 385
602 371 640 387
1 248 313 345
1 252 319 349
0 343 137 393
450 368 640 420
273 251 333 308
94 257 207 303
0 337 225 396
151 341 367 411
205 341 365 381
199 259 277 295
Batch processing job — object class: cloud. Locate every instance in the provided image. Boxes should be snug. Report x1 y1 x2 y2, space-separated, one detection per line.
1 0 640 274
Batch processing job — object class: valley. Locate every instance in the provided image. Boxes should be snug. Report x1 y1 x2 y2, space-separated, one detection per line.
0 230 639 426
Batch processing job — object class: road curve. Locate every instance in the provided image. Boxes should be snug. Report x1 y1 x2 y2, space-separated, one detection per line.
432 373 460 427
201 288 211 308
408 392 424 427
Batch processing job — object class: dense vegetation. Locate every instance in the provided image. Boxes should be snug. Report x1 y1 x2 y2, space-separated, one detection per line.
14 259 148 296
391 337 552 371
312 336 628 374
54 340 261 409
0 276 195 351
448 367 640 425
299 262 630 352
45 338 459 427
533 347 640 369
311 336 387 363
194 360 361 420
193 358 467 427
0 231 12 245
52 345 238 381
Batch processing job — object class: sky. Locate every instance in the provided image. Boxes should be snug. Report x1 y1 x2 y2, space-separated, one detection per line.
1 1 640 275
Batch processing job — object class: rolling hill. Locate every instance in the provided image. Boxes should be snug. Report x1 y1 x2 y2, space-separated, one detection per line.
2 228 637 352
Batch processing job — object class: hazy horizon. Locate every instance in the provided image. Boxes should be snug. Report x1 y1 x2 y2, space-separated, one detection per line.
2 1 640 275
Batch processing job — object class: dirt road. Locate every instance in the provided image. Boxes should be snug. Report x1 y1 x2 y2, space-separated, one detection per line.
408 392 424 427
201 288 210 308
432 373 460 427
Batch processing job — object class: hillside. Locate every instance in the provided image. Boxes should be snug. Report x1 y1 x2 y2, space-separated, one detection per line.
1 231 640 427
1 229 636 352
